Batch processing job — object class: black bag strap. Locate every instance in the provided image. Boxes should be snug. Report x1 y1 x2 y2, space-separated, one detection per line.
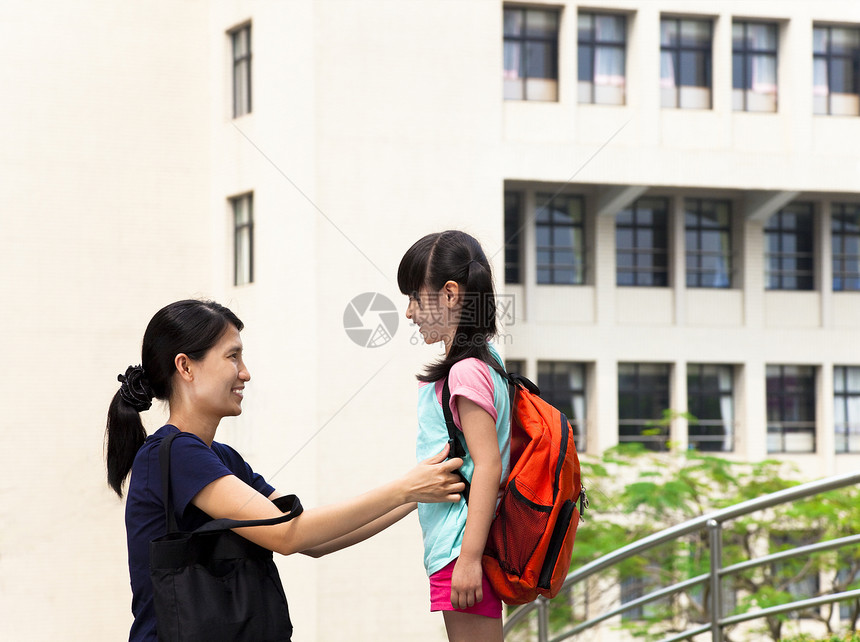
158 431 303 536
441 378 472 504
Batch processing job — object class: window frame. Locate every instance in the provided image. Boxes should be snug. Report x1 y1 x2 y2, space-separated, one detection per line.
616 197 670 287
536 193 586 285
230 23 252 118
766 365 816 454
732 20 779 112
660 17 713 109
764 203 815 291
504 191 524 284
618 362 672 451
503 6 560 102
813 24 860 116
231 193 254 286
834 366 860 453
832 203 860 291
686 364 735 452
577 11 627 105
685 198 733 288
537 361 587 452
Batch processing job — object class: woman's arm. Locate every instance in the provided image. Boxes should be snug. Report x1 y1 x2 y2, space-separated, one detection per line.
191 447 462 556
450 397 502 610
300 503 416 558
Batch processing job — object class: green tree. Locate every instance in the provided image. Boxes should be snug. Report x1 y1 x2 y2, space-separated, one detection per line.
519 443 860 641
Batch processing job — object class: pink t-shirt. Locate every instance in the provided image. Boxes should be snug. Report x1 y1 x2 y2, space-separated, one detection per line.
423 357 499 430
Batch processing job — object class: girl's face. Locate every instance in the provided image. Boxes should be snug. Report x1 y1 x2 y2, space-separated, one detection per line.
187 324 250 421
405 285 460 349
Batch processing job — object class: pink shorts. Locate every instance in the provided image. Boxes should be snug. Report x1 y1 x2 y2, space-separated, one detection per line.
429 558 503 618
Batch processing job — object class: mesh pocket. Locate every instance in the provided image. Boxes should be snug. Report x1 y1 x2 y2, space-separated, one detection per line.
486 480 551 577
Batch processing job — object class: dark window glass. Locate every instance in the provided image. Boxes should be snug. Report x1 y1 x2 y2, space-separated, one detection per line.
685 199 732 288
618 363 671 451
538 362 586 452
687 364 734 452
661 18 712 109
732 22 778 112
231 25 252 118
813 26 860 116
766 365 816 453
504 192 523 284
833 203 860 291
536 194 586 285
578 12 626 105
232 193 254 286
504 8 560 101
764 203 814 290
834 366 860 453
616 198 669 287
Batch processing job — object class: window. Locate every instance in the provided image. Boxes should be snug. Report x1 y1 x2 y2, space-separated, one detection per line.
618 363 671 451
832 203 860 291
660 18 713 109
813 25 860 116
687 364 734 452
732 21 778 112
505 359 525 376
578 12 626 105
766 365 816 453
536 194 585 284
504 192 523 284
232 193 254 286
834 366 860 453
538 362 586 451
685 198 732 288
616 198 669 286
764 203 814 290
230 24 252 118
503 7 559 101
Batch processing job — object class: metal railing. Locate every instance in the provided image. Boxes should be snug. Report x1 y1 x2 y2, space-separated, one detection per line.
504 470 860 642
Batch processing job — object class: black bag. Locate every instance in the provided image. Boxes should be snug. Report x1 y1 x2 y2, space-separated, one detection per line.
150 432 302 642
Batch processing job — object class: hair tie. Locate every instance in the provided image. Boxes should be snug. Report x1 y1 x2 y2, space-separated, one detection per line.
117 365 154 412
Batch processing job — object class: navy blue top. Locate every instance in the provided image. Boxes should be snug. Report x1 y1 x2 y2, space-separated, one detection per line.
125 425 275 641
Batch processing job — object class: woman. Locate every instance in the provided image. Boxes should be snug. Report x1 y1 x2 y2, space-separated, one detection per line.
106 299 464 641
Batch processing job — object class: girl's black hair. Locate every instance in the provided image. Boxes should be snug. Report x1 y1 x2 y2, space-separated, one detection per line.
397 230 504 383
105 299 244 497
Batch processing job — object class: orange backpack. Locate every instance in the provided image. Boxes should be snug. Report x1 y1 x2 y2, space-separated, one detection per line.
442 370 587 605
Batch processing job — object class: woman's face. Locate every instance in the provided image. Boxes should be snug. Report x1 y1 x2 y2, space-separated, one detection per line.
188 324 250 420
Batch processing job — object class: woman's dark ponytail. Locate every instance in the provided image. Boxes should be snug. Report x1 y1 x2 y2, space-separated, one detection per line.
104 299 244 498
105 390 148 497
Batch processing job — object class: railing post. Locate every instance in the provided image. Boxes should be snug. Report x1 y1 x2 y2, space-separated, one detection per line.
708 519 723 642
537 596 549 642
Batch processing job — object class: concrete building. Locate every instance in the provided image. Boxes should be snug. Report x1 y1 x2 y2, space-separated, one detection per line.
3 0 860 640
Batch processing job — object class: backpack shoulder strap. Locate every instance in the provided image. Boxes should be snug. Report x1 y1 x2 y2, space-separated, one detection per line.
441 377 471 504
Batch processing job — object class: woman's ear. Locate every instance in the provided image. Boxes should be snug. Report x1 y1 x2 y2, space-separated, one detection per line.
442 280 462 308
174 354 193 382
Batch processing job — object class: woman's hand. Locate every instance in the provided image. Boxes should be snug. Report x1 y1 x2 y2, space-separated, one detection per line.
450 556 484 609
402 444 465 504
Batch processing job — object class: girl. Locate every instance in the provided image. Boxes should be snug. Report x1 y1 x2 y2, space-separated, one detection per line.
398 231 511 642
105 299 465 641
